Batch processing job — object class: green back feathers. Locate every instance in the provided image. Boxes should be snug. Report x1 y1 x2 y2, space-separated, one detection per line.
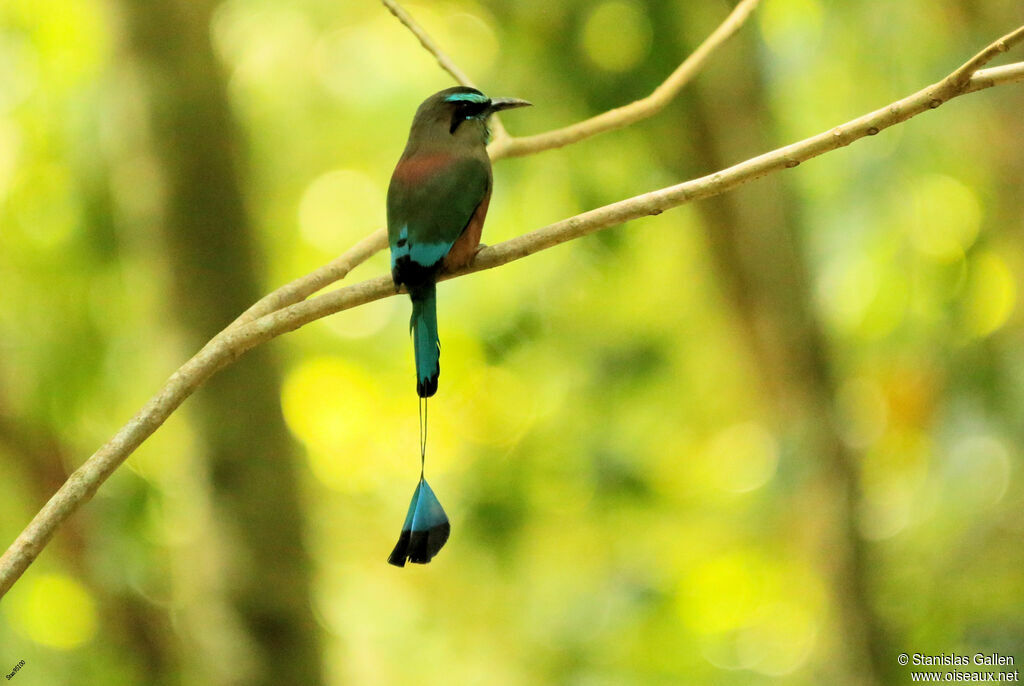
388 155 491 258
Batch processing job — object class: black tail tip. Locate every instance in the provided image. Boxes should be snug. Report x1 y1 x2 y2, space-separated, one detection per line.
387 521 451 567
387 530 412 567
417 374 439 398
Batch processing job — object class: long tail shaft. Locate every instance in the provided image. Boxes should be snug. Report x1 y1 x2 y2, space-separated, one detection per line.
410 283 440 397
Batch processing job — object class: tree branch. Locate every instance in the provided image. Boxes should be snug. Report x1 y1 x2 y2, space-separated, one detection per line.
487 0 763 160
948 24 1024 88
2 20 1022 598
226 228 387 330
963 61 1024 92
216 58 1024 342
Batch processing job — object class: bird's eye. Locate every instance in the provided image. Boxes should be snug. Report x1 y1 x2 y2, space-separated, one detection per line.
460 101 489 117
449 100 490 134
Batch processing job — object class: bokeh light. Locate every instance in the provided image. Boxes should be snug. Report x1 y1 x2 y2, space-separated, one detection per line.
964 250 1016 337
902 174 982 263
580 1 652 73
298 169 385 254
6 573 98 649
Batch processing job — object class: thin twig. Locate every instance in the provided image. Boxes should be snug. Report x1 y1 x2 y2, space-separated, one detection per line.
487 0 763 160
964 61 1024 92
2 41 1021 596
379 0 509 141
380 0 475 86
947 24 1024 89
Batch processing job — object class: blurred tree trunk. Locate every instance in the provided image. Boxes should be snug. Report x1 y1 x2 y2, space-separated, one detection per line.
117 1 324 685
682 101 888 686
656 2 890 684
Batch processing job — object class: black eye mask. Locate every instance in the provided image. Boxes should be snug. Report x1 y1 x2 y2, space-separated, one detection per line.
449 100 490 134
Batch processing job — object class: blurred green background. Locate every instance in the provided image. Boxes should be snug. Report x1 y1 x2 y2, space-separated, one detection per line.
1 0 1022 684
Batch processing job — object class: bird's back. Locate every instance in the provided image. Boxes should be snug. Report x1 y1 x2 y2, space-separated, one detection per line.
387 149 491 287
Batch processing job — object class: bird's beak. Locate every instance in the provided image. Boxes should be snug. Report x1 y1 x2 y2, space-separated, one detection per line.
488 97 532 113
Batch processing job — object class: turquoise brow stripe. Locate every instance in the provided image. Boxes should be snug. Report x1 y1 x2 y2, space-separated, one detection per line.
444 92 489 104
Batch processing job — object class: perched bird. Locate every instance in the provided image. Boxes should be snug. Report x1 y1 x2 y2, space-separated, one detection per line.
388 86 531 398
386 86 531 566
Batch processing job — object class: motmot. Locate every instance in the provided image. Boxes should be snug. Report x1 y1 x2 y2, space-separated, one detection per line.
386 86 531 566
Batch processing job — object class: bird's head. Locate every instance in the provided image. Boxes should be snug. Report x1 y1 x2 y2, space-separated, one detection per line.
408 86 531 148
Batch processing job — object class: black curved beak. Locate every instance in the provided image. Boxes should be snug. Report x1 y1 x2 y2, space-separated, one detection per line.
488 97 532 114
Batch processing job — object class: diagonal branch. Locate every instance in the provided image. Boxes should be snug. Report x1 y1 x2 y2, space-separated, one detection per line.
226 228 387 330
487 0 763 160
2 23 1022 594
264 2 1019 321
220 61 1024 340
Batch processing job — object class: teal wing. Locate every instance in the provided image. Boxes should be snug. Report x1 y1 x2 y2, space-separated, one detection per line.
388 155 491 275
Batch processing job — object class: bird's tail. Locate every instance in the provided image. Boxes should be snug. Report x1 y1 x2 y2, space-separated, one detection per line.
388 477 450 566
410 283 440 398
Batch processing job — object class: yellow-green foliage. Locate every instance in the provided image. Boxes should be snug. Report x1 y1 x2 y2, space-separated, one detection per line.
1 0 1022 684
